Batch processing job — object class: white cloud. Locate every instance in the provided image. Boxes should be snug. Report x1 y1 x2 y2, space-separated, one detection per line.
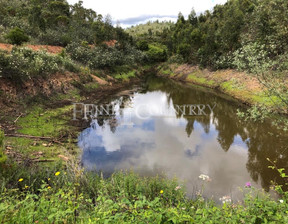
67 0 227 26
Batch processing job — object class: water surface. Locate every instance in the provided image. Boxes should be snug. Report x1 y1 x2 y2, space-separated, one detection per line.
78 76 288 201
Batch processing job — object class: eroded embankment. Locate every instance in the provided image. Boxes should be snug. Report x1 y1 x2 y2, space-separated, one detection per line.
0 63 148 165
0 68 146 113
156 63 288 114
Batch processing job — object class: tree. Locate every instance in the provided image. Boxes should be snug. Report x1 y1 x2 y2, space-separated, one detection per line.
5 27 29 45
188 8 198 26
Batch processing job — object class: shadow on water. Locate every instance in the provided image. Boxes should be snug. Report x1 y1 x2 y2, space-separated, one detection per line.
78 75 288 200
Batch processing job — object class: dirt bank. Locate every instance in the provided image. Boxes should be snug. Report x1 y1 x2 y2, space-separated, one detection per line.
157 63 287 113
0 43 63 54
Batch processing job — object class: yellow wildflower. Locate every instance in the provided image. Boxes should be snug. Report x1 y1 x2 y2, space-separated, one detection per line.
160 190 164 194
55 172 60 176
18 178 24 182
47 186 51 189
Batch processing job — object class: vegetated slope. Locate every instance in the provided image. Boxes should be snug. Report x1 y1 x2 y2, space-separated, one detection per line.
128 0 288 116
0 0 132 46
0 0 150 109
126 20 174 37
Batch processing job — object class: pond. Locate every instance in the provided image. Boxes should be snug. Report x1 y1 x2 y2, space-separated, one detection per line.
78 76 288 202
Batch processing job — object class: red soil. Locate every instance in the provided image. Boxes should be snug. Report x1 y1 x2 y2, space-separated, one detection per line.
0 43 63 54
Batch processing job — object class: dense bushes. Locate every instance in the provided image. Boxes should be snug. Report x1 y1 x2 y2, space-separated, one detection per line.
146 44 167 62
66 42 146 69
136 40 149 51
0 48 80 82
232 42 272 73
5 27 29 45
37 29 72 47
0 0 132 47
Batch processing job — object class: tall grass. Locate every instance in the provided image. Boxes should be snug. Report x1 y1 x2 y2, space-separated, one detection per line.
1 159 288 223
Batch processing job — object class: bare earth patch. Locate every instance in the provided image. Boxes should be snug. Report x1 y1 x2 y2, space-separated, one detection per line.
0 43 63 54
91 75 109 85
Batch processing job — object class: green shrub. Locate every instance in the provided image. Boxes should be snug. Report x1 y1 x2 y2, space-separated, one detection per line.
136 40 149 51
167 54 185 64
232 42 273 73
66 42 145 69
38 29 72 47
5 27 29 45
177 43 191 60
0 47 80 83
147 44 167 62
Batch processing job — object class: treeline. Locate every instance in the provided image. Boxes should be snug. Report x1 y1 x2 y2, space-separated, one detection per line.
129 0 288 114
131 0 288 73
0 0 155 84
168 0 288 71
0 0 132 46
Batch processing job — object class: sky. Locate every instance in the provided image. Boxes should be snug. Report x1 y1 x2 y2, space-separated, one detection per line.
67 0 228 28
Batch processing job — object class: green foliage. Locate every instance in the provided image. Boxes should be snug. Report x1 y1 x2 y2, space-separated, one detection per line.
114 71 136 81
38 28 72 47
237 105 271 122
146 44 167 62
17 105 73 138
66 42 145 69
0 47 80 83
1 163 288 223
177 43 191 59
5 27 29 45
0 0 133 47
167 54 185 64
127 21 174 38
0 130 6 163
232 42 273 73
136 40 149 51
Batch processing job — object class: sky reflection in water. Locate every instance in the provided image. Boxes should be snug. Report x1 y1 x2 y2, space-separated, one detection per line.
78 78 288 201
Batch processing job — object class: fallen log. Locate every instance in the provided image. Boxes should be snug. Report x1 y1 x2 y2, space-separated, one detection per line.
5 133 52 139
31 159 55 163
4 134 64 145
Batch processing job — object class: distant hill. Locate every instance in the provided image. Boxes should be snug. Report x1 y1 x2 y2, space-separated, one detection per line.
126 21 174 37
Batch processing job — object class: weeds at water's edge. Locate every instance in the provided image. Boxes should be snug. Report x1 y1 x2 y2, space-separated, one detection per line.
0 156 288 223
1 90 288 222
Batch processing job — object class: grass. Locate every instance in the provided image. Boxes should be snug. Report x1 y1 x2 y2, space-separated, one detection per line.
4 137 65 161
17 105 73 138
83 82 99 92
159 63 286 111
160 68 175 77
219 80 283 107
0 162 288 223
114 71 136 81
4 105 79 163
52 89 83 102
187 73 215 86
